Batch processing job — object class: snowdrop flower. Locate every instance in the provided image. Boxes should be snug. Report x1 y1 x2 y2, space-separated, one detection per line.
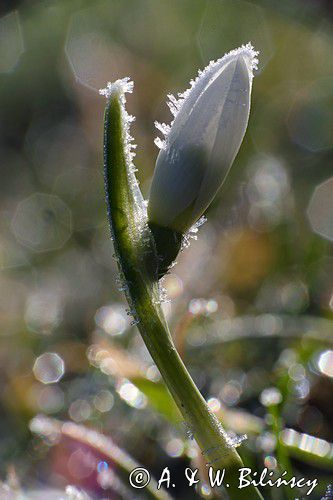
148 44 258 274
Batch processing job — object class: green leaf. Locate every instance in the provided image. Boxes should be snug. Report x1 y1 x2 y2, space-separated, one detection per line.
132 376 181 423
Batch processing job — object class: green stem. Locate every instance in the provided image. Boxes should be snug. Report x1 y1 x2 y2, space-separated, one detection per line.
103 91 263 500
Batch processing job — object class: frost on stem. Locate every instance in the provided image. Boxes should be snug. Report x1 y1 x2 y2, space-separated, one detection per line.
152 276 170 305
99 77 137 174
100 77 152 253
100 77 153 296
99 77 145 231
126 307 140 326
154 43 259 150
202 431 248 465
226 432 248 449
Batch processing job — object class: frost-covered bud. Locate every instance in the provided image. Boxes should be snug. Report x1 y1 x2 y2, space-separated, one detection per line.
148 44 258 277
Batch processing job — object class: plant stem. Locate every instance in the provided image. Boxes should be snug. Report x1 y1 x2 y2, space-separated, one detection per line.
103 91 263 500
135 290 261 498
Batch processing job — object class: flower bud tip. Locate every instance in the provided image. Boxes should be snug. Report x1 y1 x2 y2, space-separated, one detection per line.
154 43 258 150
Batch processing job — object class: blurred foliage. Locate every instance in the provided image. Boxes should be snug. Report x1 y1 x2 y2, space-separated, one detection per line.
0 0 332 498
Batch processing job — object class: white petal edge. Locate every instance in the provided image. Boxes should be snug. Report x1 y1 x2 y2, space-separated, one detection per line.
154 42 259 149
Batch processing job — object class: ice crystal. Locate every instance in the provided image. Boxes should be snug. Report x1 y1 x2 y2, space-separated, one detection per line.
99 77 143 226
115 272 128 293
126 307 140 326
154 121 171 150
201 416 247 463
100 77 150 275
202 432 247 465
154 43 259 150
153 276 170 305
99 77 134 99
181 215 207 251
182 421 194 440
100 77 137 171
226 432 247 449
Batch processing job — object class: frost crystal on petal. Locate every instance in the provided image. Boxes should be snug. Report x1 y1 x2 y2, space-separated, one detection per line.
181 215 207 251
167 93 182 117
154 121 171 150
154 137 166 150
155 121 171 135
154 43 259 150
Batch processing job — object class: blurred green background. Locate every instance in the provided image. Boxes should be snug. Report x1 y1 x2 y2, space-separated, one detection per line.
0 0 333 498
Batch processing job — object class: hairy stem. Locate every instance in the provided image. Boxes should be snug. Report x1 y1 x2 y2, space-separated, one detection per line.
103 92 263 500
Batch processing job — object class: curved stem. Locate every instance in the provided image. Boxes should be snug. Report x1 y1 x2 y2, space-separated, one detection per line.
103 91 263 500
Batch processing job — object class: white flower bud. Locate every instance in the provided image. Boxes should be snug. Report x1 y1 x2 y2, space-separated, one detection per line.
148 43 258 234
